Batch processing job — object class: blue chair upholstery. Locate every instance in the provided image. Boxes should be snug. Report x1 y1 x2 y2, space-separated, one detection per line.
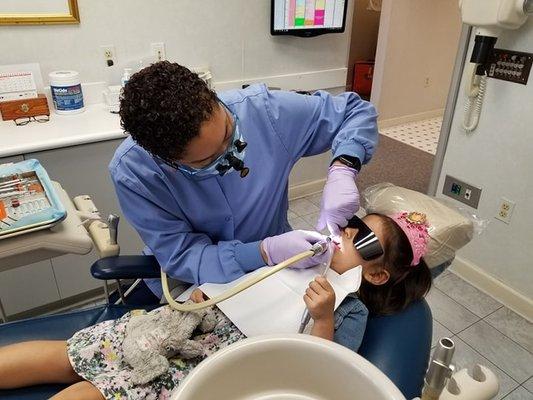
0 256 433 399
359 300 433 399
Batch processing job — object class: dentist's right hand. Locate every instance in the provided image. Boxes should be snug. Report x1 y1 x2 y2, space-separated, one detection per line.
260 230 332 269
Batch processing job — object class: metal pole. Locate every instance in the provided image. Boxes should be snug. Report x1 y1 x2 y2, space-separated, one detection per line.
122 278 142 299
115 279 125 305
0 298 8 323
428 25 472 196
104 280 110 304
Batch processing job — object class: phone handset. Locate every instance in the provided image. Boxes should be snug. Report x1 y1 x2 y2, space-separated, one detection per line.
463 63 488 133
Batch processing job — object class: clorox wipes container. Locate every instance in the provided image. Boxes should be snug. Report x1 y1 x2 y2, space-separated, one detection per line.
49 71 85 115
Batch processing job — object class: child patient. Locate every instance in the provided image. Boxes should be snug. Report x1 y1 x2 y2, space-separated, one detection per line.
0 211 432 400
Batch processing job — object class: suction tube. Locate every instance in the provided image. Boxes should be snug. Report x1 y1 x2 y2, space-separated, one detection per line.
162 241 330 312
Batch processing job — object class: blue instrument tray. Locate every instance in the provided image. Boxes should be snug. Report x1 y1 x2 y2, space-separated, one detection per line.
0 159 67 239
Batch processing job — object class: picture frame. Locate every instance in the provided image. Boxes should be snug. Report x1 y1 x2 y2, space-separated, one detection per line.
0 0 80 25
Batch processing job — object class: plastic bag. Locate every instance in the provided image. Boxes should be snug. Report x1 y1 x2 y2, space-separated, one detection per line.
361 183 488 269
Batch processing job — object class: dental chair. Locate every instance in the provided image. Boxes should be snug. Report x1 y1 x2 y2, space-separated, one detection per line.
0 183 474 400
0 254 434 400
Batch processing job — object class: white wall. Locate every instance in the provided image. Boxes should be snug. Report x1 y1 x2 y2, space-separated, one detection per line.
0 0 356 189
437 20 533 301
0 0 353 88
372 0 462 121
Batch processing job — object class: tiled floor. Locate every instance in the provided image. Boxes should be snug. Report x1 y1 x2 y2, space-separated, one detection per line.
380 117 442 155
290 192 533 400
430 270 533 399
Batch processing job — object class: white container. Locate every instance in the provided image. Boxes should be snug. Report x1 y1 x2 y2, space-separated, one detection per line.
439 365 499 400
103 85 122 114
121 68 132 87
172 335 406 400
49 71 85 115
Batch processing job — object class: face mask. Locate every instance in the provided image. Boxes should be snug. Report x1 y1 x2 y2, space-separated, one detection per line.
178 104 249 179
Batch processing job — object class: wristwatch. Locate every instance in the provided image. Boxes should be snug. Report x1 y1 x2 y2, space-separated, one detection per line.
332 155 361 171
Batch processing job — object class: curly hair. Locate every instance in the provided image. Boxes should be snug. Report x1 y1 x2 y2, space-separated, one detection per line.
119 61 218 161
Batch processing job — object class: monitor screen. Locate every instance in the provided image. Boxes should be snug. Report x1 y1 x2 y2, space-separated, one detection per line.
271 0 348 37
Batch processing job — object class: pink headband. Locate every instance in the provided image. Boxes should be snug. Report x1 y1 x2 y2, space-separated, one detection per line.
390 211 430 266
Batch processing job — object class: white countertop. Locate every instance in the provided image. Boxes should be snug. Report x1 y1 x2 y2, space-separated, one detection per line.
0 104 125 158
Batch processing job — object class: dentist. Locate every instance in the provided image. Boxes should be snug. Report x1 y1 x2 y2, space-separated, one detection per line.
111 61 378 297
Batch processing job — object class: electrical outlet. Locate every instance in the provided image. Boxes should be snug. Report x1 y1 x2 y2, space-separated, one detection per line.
151 42 166 62
495 198 515 224
424 77 430 88
101 45 116 67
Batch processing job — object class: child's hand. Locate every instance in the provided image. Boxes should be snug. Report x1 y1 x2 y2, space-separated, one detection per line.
303 276 335 322
190 288 207 303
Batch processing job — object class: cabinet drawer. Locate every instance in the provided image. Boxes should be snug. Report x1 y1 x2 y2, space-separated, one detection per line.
0 260 60 315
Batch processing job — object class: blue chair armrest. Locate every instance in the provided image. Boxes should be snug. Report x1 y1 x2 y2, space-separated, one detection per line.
90 255 161 280
359 299 433 399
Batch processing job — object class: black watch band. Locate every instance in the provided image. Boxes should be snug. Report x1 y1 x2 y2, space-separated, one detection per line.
333 155 361 171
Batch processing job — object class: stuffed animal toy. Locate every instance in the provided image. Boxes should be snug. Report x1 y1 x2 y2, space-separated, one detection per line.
122 304 218 384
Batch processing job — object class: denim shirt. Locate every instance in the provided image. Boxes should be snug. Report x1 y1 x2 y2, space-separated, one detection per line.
333 294 369 352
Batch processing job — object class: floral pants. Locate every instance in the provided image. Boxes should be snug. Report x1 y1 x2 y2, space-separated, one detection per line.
67 307 245 400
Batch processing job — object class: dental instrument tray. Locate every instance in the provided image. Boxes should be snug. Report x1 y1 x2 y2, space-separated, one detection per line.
0 159 66 240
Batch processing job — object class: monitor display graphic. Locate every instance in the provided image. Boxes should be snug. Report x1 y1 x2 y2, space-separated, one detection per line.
272 0 348 36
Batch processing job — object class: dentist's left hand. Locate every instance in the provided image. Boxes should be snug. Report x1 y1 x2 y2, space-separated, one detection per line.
316 164 360 236
260 230 332 269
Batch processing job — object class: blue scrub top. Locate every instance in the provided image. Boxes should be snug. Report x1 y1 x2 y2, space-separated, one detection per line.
109 84 378 293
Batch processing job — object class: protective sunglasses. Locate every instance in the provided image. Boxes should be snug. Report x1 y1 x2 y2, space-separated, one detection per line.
346 215 384 261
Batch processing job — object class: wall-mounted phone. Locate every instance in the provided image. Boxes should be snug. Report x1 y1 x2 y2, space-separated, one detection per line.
460 0 533 133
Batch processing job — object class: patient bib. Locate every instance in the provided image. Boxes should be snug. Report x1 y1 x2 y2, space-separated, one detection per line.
177 265 362 337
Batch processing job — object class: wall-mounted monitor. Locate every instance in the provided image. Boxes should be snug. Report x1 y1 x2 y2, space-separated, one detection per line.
271 0 348 37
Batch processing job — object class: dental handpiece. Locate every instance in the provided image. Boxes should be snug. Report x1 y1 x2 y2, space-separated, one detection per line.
298 237 333 333
107 214 120 245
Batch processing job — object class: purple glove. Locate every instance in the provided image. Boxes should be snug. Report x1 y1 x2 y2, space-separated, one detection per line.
261 230 332 269
316 164 360 236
